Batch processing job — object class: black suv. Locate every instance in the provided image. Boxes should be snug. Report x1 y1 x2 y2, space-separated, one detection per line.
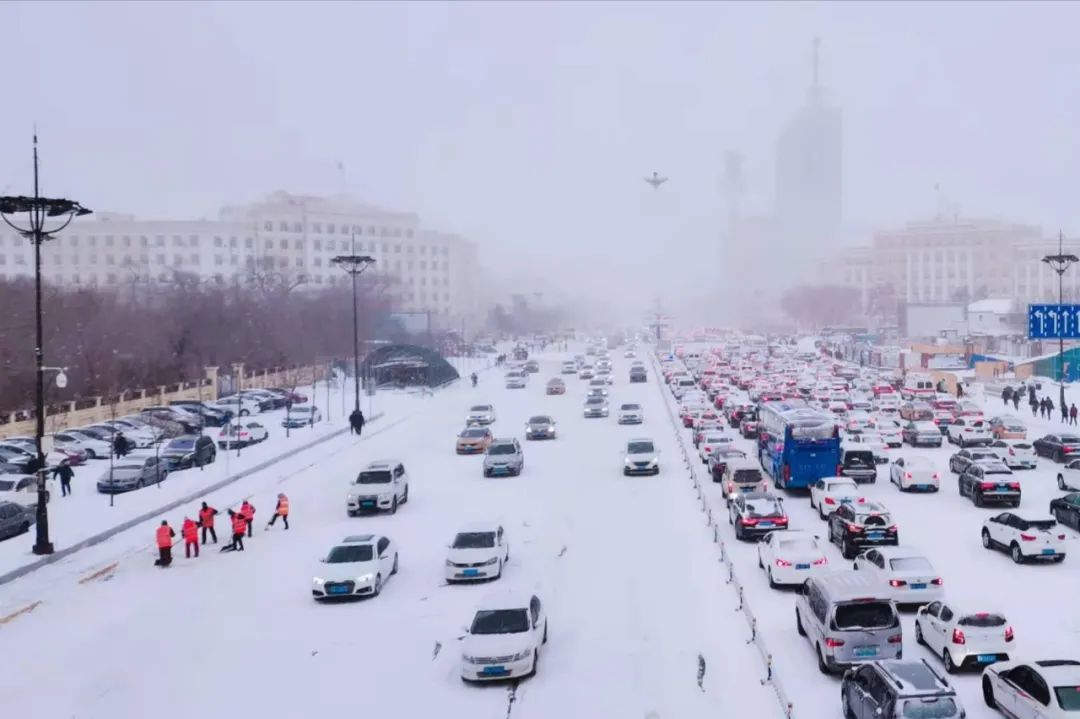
958 462 1019 507
629 368 647 383
160 435 217 470
841 660 964 719
828 501 899 559
169 401 231 427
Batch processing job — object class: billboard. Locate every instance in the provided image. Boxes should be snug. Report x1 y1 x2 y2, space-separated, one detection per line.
900 303 966 340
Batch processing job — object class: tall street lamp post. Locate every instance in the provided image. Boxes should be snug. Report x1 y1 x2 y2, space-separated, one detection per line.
1042 230 1078 415
0 136 92 555
331 238 375 414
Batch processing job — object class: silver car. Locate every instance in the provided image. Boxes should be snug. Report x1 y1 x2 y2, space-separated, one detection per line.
483 439 524 477
0 500 35 541
524 415 556 440
96 456 168 493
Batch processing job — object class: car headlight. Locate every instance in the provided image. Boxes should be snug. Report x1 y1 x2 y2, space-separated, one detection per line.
347 493 356 501
379 494 392 502
446 559 456 567
624 457 634 466
647 458 658 467
313 577 325 585
463 654 481 663
510 649 532 661
356 573 374 584
479 557 499 566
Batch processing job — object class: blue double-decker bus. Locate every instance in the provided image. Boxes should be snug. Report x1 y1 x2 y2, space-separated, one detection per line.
758 400 841 489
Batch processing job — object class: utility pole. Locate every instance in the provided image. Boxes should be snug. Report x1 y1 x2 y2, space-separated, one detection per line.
0 136 91 554
331 235 375 415
1042 230 1078 414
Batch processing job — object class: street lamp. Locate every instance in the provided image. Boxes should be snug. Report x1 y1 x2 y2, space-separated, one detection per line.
331 239 375 415
1042 230 1078 415
0 135 92 555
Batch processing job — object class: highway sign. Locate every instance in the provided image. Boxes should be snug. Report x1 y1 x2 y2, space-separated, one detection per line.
1028 304 1080 339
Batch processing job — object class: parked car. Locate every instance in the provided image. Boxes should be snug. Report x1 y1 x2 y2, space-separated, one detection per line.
216 421 268 448
1057 459 1080 490
958 463 1020 508
948 418 993 447
1049 492 1080 531
0 446 39 475
839 445 878 484
902 421 943 448
460 591 548 682
0 474 55 507
990 415 1027 440
282 405 321 428
949 448 1003 475
311 534 397 600
345 460 409 515
168 401 231 427
50 430 111 459
483 439 524 477
828 501 899 558
445 524 509 583
719 459 768 502
991 440 1037 470
456 426 493 454
915 602 1014 673
96 456 168 493
159 435 217 470
210 394 263 417
841 660 964 718
809 477 864 520
0 500 35 541
1033 433 1080 463
889 456 940 492
981 512 1067 563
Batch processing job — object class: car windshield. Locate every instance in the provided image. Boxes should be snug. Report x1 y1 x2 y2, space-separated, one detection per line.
1062 436 1080 444
982 463 1011 474
461 429 488 438
621 404 640 411
0 480 15 491
833 601 895 630
326 545 373 563
356 471 392 484
914 422 938 431
827 481 858 493
528 417 551 424
889 557 933 571
168 439 195 450
290 407 313 414
488 444 517 455
905 457 933 469
628 441 654 454
470 406 491 413
844 451 874 467
1017 519 1057 531
470 609 529 635
733 469 763 484
586 398 604 406
901 698 959 719
453 532 495 549
959 613 1006 627
745 499 780 516
1054 686 1080 710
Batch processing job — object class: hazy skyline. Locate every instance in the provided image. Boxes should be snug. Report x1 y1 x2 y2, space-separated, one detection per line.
4 1 1080 314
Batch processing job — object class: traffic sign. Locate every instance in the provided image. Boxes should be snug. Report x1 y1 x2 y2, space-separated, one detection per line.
1028 303 1080 339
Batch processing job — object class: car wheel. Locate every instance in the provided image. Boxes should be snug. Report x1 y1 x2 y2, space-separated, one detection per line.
19 521 30 535
347 510 356 517
796 608 806 636
843 697 857 719
817 643 831 675
818 505 826 520
1059 474 1067 490
373 574 383 596
85 449 97 459
841 538 853 559
623 469 630 476
959 436 966 448
758 553 764 569
1053 555 1065 563
390 497 398 515
981 529 992 549
543 622 548 644
391 553 399 575
768 568 778 589
915 620 924 645
528 649 539 678
734 522 744 541
982 677 997 709
1010 543 1024 564
240 410 250 417
943 649 958 674
974 492 984 507
402 485 409 504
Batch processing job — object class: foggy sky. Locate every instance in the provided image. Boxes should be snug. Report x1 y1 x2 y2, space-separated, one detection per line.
3 1 1080 320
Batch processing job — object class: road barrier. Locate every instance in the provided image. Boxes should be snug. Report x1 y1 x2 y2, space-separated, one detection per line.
650 353 796 719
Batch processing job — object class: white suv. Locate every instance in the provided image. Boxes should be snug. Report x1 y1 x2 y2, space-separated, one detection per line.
617 403 644 424
461 592 548 682
981 512 1068 564
948 418 992 447
346 460 409 515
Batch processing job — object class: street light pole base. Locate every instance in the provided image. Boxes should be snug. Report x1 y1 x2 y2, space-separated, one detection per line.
32 541 55 555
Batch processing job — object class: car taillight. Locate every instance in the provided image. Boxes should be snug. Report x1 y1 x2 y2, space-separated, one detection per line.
904 472 912 480
1066 447 1076 453
835 464 843 475
980 482 995 491
1005 626 1015 642
887 524 898 532
1059 534 1067 540
1009 448 1016 455
1009 482 1021 490
775 516 789 525
727 482 734 492
931 577 943 586
952 628 966 644
932 472 940 480
775 558 793 567
1020 533 1036 541
783 466 791 480
846 523 863 533
889 579 907 587
741 517 758 526
887 634 902 644
812 557 828 566
824 496 836 505
825 637 845 648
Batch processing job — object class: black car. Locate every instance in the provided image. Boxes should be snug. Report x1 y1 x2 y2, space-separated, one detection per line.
160 435 217 470
709 448 747 482
1032 433 1080 463
169 401 231 427
827 501 899 559
629 369 647 383
948 448 1001 475
1049 492 1080 531
958 462 1019 507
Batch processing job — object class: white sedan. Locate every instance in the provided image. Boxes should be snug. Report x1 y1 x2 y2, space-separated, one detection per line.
50 431 111 460
808 477 863 520
312 534 398 600
981 512 1068 564
889 456 941 492
1056 459 1080 491
461 591 548 682
0 475 56 506
981 658 1080 719
871 418 904 447
756 529 829 588
992 440 1037 470
445 524 509 583
698 432 734 463
915 602 1014 673
216 421 269 448
617 403 644 425
852 545 944 605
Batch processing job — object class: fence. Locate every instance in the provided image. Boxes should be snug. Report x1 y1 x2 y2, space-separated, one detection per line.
650 353 796 719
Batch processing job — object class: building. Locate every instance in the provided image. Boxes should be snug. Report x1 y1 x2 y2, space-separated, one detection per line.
0 191 481 328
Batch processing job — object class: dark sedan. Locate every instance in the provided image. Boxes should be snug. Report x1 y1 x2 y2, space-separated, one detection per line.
1032 434 1080 463
96 456 168 493
1049 492 1080 531
160 435 217 470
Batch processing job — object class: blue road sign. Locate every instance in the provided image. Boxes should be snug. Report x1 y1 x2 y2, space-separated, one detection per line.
1028 303 1080 339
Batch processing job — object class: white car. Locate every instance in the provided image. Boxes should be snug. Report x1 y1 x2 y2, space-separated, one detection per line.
889 456 941 492
0 474 56 507
505 371 528 389
915 602 1014 673
461 591 548 682
84 423 155 449
49 430 111 459
623 438 659 476
617 403 644 425
808 477 864 519
948 418 993 447
992 440 1037 470
210 395 263 417
874 396 901 413
756 529 829 588
560 361 577 374
578 365 595 379
981 512 1068 564
216 421 268 448
466 405 497 425
445 524 509 583
1057 459 1080 490
852 545 944 605
981 658 1080 719
846 432 889 464
698 432 733 463
595 370 614 385
312 534 397 600
845 413 875 434
346 459 409 515
871 418 904 448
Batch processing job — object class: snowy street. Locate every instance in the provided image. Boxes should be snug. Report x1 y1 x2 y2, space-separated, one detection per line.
0 350 774 719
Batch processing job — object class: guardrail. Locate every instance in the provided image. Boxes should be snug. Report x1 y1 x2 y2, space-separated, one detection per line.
650 353 796 719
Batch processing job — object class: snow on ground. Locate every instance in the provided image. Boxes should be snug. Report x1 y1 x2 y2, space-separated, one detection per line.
0 348 774 719
660 351 1080 719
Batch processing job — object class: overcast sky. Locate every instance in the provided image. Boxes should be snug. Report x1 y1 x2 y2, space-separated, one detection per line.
3 1 1080 317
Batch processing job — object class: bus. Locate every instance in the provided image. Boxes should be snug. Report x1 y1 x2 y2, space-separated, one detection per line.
758 400 841 490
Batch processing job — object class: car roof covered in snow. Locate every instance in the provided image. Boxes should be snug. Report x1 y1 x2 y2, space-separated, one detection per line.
456 522 500 534
341 534 376 544
364 460 400 470
475 588 536 611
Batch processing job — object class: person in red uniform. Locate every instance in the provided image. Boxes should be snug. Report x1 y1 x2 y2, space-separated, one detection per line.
266 493 289 530
181 517 199 558
240 500 255 538
198 502 218 545
155 520 176 567
220 510 247 552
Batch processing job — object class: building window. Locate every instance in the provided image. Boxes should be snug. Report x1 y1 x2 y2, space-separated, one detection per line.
106 273 117 284
229 237 237 248
277 258 287 268
293 222 302 233
215 236 224 247
279 239 288 249
313 222 322 233
265 239 273 249
230 255 238 265
314 257 322 267
189 235 198 246
215 255 223 266
156 254 166 265
294 239 303 249
264 221 273 231
245 237 253 249
327 239 336 251
173 255 183 266
279 221 288 232
352 225 361 234
406 229 414 239
327 223 335 234
314 239 322 250
88 236 97 246
295 258 303 267
105 235 114 246
106 255 115 265
419 246 426 255
122 236 132 247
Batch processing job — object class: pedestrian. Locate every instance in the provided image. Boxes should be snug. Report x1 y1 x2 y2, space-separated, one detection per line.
1002 387 1012 406
1013 394 1020 411
1029 386 1037 405
220 510 246 552
181 517 199 558
240 500 255 537
1047 397 1056 419
956 382 964 399
154 520 175 567
1072 404 1078 426
198 502 219 544
266 493 289 530
52 459 74 497
1031 397 1038 417
1064 402 1070 424
349 408 365 436
113 431 130 459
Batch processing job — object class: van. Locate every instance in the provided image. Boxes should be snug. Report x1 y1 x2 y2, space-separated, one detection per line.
839 445 878 484
795 572 902 674
902 373 936 401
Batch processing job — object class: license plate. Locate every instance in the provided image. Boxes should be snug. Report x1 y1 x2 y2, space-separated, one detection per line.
758 522 774 528
978 654 997 663
854 647 878 658
840 497 853 503
482 666 508 676
361 501 375 507
328 585 349 595
910 583 927 590
462 569 480 577
1042 549 1056 555
795 563 811 570
867 531 884 539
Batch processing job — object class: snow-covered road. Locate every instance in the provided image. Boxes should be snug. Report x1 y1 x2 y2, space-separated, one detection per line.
0 349 774 719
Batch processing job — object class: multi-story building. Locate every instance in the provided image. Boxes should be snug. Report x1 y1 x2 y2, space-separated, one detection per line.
0 191 480 327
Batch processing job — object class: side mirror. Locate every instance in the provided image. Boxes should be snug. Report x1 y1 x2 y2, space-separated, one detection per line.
319 558 327 563
460 624 470 635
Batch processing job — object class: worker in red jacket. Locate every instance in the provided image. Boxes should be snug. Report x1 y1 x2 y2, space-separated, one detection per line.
154 520 176 567
198 502 218 545
181 517 199 558
220 510 247 552
240 500 255 537
266 493 289 530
